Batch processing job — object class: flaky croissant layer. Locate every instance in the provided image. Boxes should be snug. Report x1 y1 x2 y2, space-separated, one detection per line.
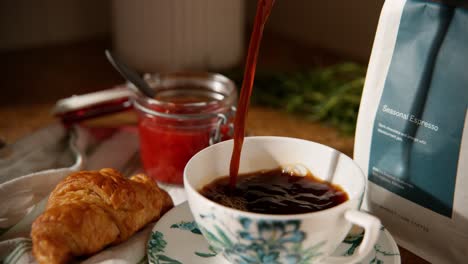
31 168 173 264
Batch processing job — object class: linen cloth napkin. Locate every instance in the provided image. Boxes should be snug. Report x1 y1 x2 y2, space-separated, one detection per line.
0 123 186 264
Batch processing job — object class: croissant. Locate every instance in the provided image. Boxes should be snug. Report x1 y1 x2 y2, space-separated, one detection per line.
31 168 173 264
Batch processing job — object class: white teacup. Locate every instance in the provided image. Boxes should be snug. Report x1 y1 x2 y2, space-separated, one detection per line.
184 136 380 264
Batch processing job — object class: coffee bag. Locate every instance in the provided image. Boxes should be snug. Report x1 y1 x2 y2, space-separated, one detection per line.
354 0 468 263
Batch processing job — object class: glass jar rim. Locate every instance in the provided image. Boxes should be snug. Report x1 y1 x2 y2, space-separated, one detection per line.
133 72 237 120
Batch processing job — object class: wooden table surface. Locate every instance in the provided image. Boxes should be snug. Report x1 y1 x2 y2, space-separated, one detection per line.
0 36 429 264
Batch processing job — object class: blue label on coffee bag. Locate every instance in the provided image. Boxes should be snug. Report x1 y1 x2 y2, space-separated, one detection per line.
369 0 468 217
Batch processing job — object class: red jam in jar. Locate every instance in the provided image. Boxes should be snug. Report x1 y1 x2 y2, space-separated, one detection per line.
134 72 237 184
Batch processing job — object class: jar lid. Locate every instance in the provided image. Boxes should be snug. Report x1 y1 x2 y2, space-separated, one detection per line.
133 72 237 120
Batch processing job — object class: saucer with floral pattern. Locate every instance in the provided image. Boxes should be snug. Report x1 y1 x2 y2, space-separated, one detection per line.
147 202 400 264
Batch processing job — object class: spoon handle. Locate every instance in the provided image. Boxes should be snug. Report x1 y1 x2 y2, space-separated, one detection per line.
105 50 156 98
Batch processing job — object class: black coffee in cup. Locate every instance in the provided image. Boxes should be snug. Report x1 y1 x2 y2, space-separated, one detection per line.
199 167 348 215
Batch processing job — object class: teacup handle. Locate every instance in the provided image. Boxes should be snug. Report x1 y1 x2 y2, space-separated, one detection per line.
325 210 381 264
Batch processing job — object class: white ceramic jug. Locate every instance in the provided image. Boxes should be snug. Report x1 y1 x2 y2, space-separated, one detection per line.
112 0 245 72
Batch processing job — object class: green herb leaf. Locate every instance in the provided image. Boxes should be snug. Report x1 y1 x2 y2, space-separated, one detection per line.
225 62 366 135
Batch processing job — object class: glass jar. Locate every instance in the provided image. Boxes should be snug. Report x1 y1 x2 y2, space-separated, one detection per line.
133 72 237 184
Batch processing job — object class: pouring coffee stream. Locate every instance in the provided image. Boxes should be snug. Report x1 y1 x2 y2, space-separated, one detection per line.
229 0 276 188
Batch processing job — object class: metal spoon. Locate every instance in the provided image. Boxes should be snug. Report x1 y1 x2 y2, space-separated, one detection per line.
105 50 156 98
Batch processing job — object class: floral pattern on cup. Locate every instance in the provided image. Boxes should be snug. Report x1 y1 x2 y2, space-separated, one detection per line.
194 215 325 264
